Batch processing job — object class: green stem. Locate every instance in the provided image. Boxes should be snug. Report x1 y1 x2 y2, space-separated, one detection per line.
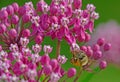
42 75 49 82
74 67 83 82
56 40 61 58
82 67 101 82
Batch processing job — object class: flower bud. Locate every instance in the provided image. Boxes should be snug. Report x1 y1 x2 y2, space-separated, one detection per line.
49 59 58 69
60 68 65 77
86 48 93 57
35 35 43 44
104 43 111 51
40 54 50 65
37 0 47 12
67 68 76 78
77 35 85 42
9 29 17 38
80 46 87 52
43 65 52 75
0 24 6 34
99 60 107 69
97 38 105 46
6 5 14 15
92 44 100 51
85 33 91 42
18 6 28 16
22 14 30 23
0 10 8 20
93 50 102 60
22 29 31 37
12 2 19 12
11 15 19 24
73 0 82 9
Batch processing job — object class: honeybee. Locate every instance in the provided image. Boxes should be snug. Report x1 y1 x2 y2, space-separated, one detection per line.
71 51 88 67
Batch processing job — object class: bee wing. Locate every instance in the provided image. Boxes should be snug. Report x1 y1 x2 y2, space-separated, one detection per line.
80 53 89 66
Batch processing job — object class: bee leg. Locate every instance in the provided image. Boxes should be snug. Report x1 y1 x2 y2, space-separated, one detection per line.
84 67 93 73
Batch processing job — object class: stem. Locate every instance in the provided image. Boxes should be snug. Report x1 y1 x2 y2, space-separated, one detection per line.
37 69 43 82
63 77 68 82
74 68 83 82
42 75 49 82
56 40 61 58
23 74 27 80
82 67 101 82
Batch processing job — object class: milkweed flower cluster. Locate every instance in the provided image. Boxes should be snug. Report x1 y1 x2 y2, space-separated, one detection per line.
0 0 111 82
87 21 120 67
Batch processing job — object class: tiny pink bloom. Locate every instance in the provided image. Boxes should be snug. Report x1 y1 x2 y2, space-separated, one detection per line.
49 72 60 82
32 44 42 54
43 45 52 54
70 43 80 52
86 4 96 12
57 55 67 64
9 44 19 52
91 11 99 20
20 37 29 48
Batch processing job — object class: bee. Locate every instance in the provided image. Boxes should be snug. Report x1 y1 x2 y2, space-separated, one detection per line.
71 51 88 67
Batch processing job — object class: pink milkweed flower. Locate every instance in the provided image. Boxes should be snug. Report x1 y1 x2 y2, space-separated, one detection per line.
49 72 60 82
0 0 106 82
57 55 67 64
87 21 120 66
43 45 53 54
32 44 42 54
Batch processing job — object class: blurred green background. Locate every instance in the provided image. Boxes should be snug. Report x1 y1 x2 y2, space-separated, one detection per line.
0 0 120 82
